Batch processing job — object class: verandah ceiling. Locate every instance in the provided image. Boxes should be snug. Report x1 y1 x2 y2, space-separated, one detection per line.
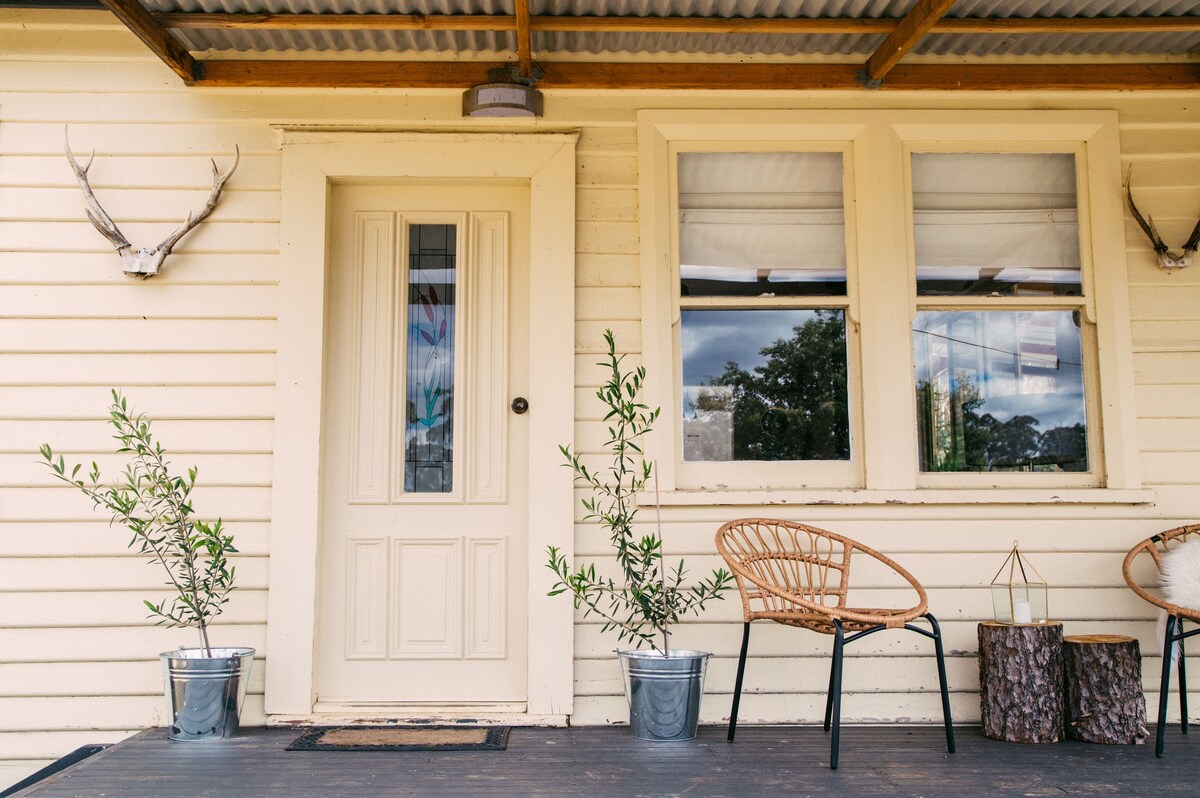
148 0 1200 58
44 0 1200 89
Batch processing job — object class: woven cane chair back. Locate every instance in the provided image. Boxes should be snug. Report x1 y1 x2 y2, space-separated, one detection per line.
716 518 928 633
1123 523 1200 624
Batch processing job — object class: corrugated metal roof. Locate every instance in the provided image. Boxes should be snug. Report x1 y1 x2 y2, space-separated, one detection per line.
146 0 1200 57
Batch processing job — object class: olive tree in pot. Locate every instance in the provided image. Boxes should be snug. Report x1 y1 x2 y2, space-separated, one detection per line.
547 331 732 741
40 391 251 741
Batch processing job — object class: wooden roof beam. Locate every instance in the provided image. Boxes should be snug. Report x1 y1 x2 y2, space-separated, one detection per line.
515 0 532 79
153 13 1200 35
191 60 1200 91
157 13 516 31
938 16 1200 34
861 0 959 87
101 0 198 82
155 12 892 33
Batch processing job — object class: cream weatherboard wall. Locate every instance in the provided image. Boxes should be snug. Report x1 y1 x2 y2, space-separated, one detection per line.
2 12 1200 784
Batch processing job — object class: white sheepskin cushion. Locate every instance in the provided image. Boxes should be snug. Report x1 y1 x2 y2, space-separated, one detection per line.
1160 537 1200 612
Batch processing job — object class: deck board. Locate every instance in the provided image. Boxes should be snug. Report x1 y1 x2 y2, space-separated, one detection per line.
11 724 1199 797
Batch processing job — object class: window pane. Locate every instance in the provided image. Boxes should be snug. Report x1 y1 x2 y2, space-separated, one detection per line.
678 152 846 297
912 153 1082 296
681 309 850 461
405 224 456 493
913 310 1088 473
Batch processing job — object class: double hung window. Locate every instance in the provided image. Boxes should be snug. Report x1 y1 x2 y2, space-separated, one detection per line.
639 111 1138 499
675 150 860 488
910 152 1093 484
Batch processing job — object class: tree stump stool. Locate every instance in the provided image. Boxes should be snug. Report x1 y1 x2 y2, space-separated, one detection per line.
978 621 1065 743
1063 634 1148 744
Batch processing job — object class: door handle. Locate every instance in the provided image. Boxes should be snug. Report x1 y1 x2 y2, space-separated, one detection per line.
511 397 529 414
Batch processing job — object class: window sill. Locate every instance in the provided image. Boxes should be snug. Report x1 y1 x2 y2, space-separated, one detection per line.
638 488 1155 507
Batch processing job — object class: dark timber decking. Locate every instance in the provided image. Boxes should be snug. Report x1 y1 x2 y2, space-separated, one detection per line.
11 724 1200 797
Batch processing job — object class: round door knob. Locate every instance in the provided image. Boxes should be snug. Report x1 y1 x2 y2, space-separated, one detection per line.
511 397 529 414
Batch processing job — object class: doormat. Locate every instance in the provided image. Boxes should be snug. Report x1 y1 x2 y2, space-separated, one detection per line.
285 725 510 752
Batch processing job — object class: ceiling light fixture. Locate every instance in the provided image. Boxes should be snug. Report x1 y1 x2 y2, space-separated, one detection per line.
463 65 544 118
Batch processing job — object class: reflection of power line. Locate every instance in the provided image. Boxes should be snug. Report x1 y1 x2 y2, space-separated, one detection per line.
915 328 1081 367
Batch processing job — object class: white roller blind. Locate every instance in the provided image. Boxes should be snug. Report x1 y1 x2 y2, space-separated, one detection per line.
912 153 1081 290
678 152 845 283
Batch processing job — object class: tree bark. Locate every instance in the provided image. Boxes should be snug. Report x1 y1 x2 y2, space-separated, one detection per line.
978 621 1065 743
1063 634 1148 744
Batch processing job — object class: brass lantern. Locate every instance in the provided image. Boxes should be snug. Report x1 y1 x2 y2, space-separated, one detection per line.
990 542 1048 624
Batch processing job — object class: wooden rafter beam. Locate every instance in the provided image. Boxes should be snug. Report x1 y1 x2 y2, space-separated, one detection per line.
157 13 516 31
153 12 1200 35
101 0 198 81
862 0 959 86
192 60 1200 91
876 62 1200 91
154 12 893 33
515 0 532 79
937 16 1200 34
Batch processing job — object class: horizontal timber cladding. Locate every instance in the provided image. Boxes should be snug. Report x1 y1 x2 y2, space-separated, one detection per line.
1 18 1199 785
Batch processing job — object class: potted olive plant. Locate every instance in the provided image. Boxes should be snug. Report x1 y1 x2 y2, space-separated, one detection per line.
547 330 732 740
40 391 252 741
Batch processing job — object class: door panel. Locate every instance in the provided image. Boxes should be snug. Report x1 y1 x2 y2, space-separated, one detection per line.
317 183 529 706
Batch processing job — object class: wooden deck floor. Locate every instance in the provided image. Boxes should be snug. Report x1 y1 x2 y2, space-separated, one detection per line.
11 724 1200 797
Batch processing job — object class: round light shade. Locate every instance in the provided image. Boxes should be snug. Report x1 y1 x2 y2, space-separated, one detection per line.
463 83 544 118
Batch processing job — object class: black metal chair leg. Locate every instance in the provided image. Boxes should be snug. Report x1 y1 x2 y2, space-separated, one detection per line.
823 643 837 733
925 613 956 754
1158 614 1177 758
829 620 845 770
1179 620 1188 735
727 622 751 743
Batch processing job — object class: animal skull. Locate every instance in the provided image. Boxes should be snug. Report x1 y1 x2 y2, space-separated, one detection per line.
64 127 239 279
1124 167 1200 271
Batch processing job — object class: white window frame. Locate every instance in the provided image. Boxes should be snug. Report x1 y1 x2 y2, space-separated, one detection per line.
672 142 865 490
905 143 1099 488
638 110 1146 506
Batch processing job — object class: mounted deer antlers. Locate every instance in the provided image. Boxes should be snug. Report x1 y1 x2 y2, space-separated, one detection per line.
1124 167 1200 271
64 127 239 279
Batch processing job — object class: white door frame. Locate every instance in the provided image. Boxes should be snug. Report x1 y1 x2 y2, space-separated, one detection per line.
265 131 578 721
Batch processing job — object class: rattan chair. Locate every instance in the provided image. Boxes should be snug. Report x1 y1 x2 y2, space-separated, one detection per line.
1122 523 1200 757
716 518 955 769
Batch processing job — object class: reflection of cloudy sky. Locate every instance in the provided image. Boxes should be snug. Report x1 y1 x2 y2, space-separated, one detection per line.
974 384 1085 430
914 309 1087 432
681 309 829 385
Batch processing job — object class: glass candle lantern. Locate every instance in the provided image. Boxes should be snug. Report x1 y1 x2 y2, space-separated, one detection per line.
990 542 1048 624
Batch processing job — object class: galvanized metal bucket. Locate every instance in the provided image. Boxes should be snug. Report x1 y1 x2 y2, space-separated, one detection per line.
160 647 254 742
618 649 710 741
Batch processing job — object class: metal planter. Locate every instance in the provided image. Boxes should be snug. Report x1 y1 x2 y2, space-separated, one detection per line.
618 649 710 741
161 647 255 741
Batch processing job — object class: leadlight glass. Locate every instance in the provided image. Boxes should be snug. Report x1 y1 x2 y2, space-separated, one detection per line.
404 224 456 493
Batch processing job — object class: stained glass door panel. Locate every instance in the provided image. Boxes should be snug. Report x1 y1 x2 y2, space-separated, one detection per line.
404 223 457 494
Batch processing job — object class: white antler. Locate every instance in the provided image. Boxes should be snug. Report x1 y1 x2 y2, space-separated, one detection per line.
155 147 240 257
1124 167 1200 271
64 127 132 254
64 125 239 279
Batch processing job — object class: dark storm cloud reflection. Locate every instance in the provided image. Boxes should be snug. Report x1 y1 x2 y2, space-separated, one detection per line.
681 309 827 387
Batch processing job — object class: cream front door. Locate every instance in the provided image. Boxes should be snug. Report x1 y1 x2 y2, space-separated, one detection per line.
316 182 530 709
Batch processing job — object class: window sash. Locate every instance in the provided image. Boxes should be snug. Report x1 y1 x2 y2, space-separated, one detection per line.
671 145 864 489
907 149 1100 486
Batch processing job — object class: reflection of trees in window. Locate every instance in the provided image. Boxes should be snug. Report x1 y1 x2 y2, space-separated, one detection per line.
917 377 1087 472
710 309 850 461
